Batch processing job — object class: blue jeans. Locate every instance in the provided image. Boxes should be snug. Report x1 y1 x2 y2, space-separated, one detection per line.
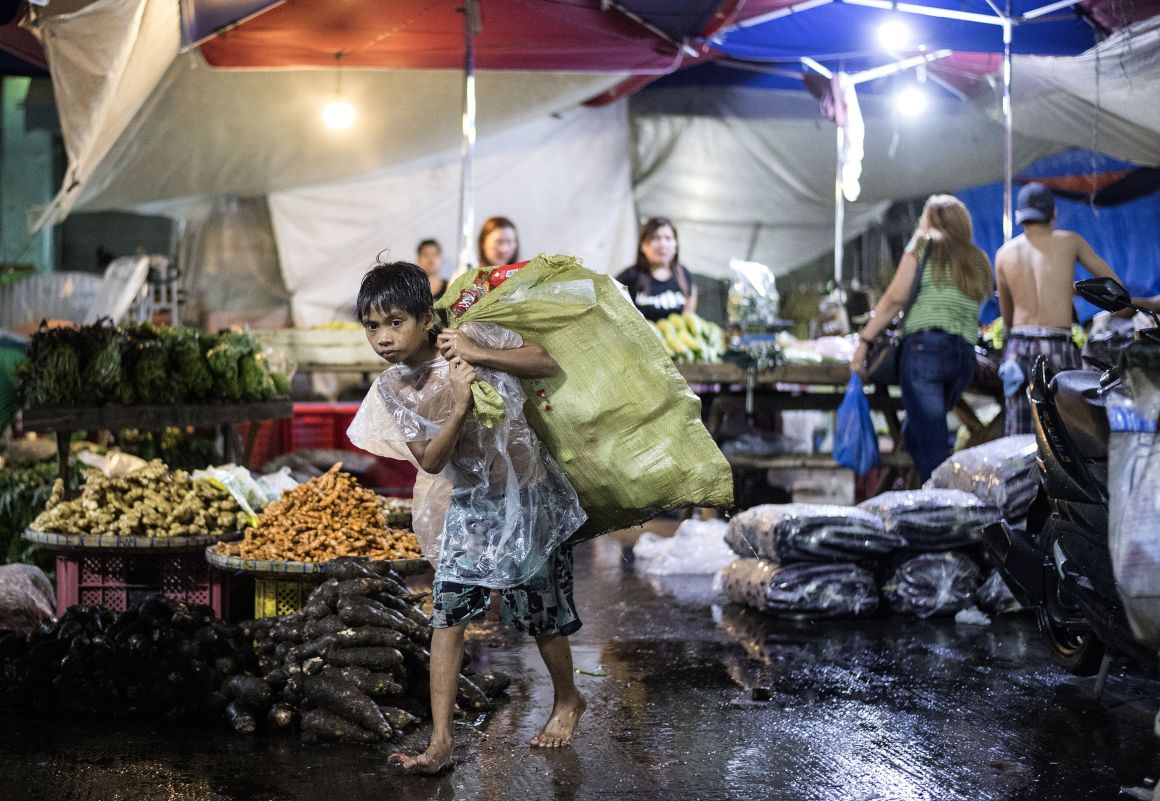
899 330 976 483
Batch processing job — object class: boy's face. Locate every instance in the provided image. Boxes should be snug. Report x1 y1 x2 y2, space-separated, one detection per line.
362 306 435 366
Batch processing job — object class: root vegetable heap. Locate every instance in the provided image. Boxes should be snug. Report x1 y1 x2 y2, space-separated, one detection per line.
31 461 244 538
0 596 256 718
214 464 421 562
230 558 509 744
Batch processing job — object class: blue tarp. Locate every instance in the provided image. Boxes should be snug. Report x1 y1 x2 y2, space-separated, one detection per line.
959 173 1160 323
712 0 1098 64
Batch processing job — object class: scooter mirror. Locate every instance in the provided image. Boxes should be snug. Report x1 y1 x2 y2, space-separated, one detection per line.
1075 277 1132 312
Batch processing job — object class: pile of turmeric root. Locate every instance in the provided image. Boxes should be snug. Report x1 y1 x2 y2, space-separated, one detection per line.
214 464 422 562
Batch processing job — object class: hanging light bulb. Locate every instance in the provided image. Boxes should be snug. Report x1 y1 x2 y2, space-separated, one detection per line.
322 52 355 130
878 17 910 51
323 100 355 129
896 85 928 117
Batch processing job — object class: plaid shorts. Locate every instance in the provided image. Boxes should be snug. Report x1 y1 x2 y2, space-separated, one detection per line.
1004 331 1080 436
429 544 581 637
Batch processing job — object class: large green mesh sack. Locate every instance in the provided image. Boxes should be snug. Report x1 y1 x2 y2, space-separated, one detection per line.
436 254 733 540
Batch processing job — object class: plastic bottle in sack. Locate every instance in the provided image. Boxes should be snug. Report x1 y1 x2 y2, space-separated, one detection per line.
449 288 481 319
488 261 529 289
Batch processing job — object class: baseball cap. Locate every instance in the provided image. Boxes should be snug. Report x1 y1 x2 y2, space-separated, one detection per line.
1016 182 1055 224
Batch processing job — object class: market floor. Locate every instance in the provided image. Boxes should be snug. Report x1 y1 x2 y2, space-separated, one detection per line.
2 537 1158 801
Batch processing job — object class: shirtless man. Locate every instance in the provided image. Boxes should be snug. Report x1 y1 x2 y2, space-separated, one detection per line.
995 182 1126 435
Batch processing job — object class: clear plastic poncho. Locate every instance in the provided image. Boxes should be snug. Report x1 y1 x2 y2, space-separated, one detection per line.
348 322 587 589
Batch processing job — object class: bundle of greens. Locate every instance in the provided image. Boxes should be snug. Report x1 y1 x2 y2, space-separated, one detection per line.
166 328 214 401
205 332 254 401
19 323 287 408
18 325 83 407
79 321 121 404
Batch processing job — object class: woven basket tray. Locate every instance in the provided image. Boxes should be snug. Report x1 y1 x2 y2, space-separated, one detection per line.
205 547 430 579
24 528 243 553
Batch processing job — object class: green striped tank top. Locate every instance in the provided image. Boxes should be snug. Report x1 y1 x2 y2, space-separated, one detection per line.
901 240 981 343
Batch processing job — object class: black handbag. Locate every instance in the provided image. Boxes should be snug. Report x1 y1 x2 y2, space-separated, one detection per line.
863 241 930 386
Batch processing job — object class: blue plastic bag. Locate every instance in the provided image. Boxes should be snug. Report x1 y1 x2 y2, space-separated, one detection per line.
834 373 880 475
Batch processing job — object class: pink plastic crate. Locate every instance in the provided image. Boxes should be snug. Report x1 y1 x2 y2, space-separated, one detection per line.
55 551 211 615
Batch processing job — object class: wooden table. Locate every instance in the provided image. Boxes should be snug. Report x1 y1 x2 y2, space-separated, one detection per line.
677 361 1002 492
20 400 294 494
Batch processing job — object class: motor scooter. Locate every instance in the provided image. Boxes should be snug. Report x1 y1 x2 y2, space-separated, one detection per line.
982 277 1160 679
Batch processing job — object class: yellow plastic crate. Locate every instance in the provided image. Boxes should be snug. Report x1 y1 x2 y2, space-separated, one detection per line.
254 577 322 618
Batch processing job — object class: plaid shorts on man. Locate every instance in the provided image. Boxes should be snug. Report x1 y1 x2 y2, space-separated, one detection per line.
1003 328 1080 436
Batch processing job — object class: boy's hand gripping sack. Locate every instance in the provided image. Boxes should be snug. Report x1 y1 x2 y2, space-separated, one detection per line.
435 253 733 540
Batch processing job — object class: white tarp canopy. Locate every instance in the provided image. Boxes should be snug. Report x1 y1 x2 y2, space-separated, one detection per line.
35 0 628 224
268 102 638 326
33 1 1160 322
630 86 1060 281
975 17 1160 167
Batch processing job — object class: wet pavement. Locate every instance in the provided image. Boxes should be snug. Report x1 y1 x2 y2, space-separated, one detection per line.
2 536 1159 801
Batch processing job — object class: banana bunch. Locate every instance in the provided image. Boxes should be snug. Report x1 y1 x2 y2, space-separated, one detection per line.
651 313 726 364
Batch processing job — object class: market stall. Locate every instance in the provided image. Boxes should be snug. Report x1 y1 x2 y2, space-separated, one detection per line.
677 349 1002 494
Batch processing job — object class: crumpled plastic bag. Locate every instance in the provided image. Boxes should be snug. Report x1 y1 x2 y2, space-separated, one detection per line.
348 321 586 588
632 518 734 576
857 489 1000 550
925 435 1039 522
434 253 733 540
75 448 148 477
719 558 879 618
193 464 268 526
725 503 903 563
975 568 1022 615
882 552 981 618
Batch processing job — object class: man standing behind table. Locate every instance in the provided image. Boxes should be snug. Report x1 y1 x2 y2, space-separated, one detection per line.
995 182 1128 436
416 239 447 301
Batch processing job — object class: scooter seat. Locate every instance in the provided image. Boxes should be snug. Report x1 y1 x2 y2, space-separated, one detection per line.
1048 370 1109 460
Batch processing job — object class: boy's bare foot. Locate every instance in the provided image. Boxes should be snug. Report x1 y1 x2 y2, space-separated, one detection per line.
530 693 586 748
389 739 453 775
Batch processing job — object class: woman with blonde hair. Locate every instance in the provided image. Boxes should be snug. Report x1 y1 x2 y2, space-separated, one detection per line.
851 194 994 482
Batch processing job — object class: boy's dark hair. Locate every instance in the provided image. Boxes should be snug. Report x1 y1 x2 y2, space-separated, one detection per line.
417 239 441 254
356 260 434 323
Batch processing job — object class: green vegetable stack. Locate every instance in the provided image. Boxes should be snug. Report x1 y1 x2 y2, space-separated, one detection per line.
18 323 289 408
17 325 83 407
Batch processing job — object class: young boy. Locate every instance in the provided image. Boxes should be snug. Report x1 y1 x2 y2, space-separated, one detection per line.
348 261 588 774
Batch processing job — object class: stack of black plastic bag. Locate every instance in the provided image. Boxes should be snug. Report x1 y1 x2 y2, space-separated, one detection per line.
881 552 982 618
924 435 1039 526
721 503 903 617
857 489 999 550
719 559 880 618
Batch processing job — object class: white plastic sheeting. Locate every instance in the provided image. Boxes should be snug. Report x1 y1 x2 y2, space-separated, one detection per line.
630 86 1059 280
977 18 1160 166
36 0 179 228
268 103 639 326
35 0 629 227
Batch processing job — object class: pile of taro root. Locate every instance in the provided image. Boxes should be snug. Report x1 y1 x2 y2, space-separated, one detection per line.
0 558 509 744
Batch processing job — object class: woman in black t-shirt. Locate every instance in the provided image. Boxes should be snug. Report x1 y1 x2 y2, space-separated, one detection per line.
615 217 698 322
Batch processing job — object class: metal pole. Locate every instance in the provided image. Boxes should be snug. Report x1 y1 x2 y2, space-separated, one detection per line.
455 0 479 278
1002 11 1013 242
835 124 845 286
